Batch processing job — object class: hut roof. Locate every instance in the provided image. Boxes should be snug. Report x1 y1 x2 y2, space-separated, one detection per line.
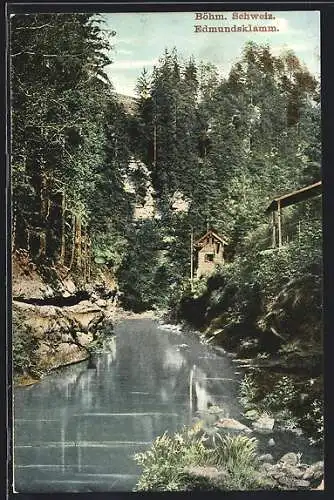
195 229 228 246
265 181 322 213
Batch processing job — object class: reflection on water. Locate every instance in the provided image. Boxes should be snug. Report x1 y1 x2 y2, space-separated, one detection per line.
13 318 319 493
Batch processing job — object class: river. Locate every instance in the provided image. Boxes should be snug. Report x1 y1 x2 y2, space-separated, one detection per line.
13 317 321 492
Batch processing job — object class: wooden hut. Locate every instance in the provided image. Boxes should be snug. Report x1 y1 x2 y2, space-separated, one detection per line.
266 181 322 248
194 229 228 278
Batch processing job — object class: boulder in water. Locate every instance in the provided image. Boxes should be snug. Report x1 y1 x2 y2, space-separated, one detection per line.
258 453 274 463
215 418 252 433
252 414 275 431
279 452 299 467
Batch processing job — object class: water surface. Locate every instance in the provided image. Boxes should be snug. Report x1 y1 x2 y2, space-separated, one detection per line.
13 318 321 492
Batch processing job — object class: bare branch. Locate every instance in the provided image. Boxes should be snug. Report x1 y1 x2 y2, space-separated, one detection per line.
14 23 54 31
11 51 85 58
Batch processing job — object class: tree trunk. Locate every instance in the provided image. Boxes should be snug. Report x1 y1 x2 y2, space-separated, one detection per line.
277 200 282 249
75 215 82 270
153 124 157 167
39 172 47 258
83 227 88 283
39 231 46 257
27 228 31 253
59 191 66 265
87 237 91 282
69 214 76 271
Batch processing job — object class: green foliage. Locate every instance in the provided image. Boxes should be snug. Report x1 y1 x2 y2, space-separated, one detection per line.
305 399 324 445
239 373 297 414
11 13 134 272
239 374 259 409
261 376 296 412
134 424 210 491
12 313 40 377
116 220 170 311
238 371 323 444
134 424 270 491
211 434 267 490
213 433 257 468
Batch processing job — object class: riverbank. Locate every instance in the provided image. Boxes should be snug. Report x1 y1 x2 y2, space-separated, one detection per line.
13 298 156 387
134 424 324 491
157 312 324 459
13 298 114 386
12 250 120 386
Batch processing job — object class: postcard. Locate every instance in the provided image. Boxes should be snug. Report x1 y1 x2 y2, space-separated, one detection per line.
9 8 323 493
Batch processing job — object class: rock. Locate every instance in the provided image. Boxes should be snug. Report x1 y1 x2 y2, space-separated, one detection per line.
207 405 224 414
276 475 298 489
183 465 228 487
252 414 275 431
302 461 324 481
13 295 107 385
62 278 77 295
258 454 274 463
268 438 275 447
295 479 311 488
286 466 305 479
261 462 274 472
184 466 227 480
66 301 104 331
271 470 285 481
261 459 316 490
279 452 299 467
76 331 94 347
244 409 260 421
96 299 108 308
215 418 252 433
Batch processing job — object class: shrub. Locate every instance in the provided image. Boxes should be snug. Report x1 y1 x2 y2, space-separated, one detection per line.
238 374 259 409
302 397 324 445
239 373 297 414
133 424 211 491
211 434 269 491
134 425 270 491
261 375 296 411
213 433 257 467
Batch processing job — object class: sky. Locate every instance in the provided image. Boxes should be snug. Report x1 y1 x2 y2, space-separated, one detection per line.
102 11 320 97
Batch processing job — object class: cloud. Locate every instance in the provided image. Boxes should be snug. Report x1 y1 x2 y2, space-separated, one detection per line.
116 37 138 45
275 17 290 34
116 49 134 56
107 72 137 97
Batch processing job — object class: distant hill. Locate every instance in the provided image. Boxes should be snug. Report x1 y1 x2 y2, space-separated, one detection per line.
117 93 138 114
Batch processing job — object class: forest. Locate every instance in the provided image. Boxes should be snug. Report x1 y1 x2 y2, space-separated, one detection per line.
11 12 323 491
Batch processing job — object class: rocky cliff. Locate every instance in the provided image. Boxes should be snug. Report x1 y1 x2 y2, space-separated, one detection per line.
12 250 117 386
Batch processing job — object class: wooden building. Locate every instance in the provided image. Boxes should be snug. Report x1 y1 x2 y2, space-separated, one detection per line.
194 229 228 278
266 180 322 248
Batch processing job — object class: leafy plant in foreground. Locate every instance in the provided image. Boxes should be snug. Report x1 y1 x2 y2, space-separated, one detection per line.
133 424 270 491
